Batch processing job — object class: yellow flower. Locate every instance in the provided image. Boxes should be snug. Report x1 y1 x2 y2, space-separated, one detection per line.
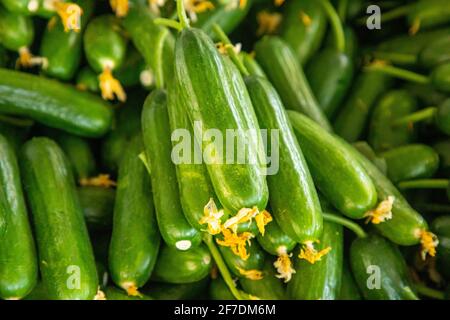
16 47 48 69
298 241 331 264
299 10 311 27
199 198 224 235
216 228 254 260
417 230 439 260
273 252 295 283
364 196 395 224
184 0 214 22
98 67 127 102
215 42 242 56
223 207 259 233
274 0 284 6
237 267 263 280
148 0 166 15
110 0 129 17
254 210 272 236
54 1 83 32
79 174 117 188
256 11 282 36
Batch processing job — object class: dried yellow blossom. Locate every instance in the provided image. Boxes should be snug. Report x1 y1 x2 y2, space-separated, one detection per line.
237 267 263 280
274 252 295 283
79 174 117 188
417 230 439 260
123 283 142 297
110 0 129 17
148 0 166 15
256 11 282 36
17 47 48 69
409 18 420 36
298 241 331 264
274 0 284 6
184 0 214 22
364 196 395 224
216 228 254 260
299 10 311 27
255 210 272 236
223 207 259 233
54 1 83 32
98 67 127 102
199 198 224 235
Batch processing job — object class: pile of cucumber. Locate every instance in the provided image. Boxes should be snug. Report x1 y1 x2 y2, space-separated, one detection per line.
0 0 449 301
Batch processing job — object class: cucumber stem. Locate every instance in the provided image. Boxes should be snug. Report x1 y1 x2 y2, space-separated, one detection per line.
371 51 417 66
202 234 244 300
414 283 445 300
322 212 367 238
0 114 34 127
364 63 430 85
415 203 450 214
153 18 182 31
212 24 250 77
177 0 190 29
403 286 420 300
319 0 345 53
392 107 437 127
398 179 449 190
337 0 348 23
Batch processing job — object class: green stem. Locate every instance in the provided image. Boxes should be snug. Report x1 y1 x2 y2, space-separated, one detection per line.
323 212 367 238
415 203 450 214
403 286 420 300
356 3 413 25
202 234 243 300
319 0 345 52
392 107 437 127
0 114 34 127
337 0 348 23
414 284 445 300
398 179 449 190
177 0 190 29
154 18 182 31
364 64 430 85
371 51 417 66
212 24 249 77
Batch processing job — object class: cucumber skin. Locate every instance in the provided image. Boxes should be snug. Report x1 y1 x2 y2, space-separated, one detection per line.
78 186 115 231
255 36 332 132
0 135 38 299
141 90 201 249
174 27 268 212
256 217 296 256
245 76 322 242
109 136 161 291
20 137 98 300
219 240 266 278
350 234 417 300
287 221 343 300
152 244 212 284
0 7 33 50
288 111 378 219
0 68 112 137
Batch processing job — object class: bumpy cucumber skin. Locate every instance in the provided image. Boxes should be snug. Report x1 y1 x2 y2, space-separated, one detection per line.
288 111 378 219
281 0 327 65
256 217 296 256
255 36 332 132
334 71 394 142
78 186 115 231
219 239 266 278
20 137 98 300
436 99 450 135
306 49 354 119
174 27 268 213
145 278 209 300
240 260 287 300
40 0 94 80
167 79 218 231
109 136 161 291
287 221 343 300
209 277 235 300
0 135 37 300
344 140 428 245
381 144 440 183
339 261 362 300
84 15 127 72
152 244 212 284
141 90 201 249
0 7 33 51
245 76 322 242
0 68 112 137
419 36 450 69
350 234 417 300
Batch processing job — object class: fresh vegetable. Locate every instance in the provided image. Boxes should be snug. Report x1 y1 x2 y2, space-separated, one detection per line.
78 186 115 231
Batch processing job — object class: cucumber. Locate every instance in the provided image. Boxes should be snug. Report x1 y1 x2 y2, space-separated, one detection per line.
0 117 32 153
0 68 112 137
434 140 450 177
1 0 40 15
141 90 202 250
114 45 147 88
240 52 267 79
368 90 418 152
76 66 99 93
419 35 450 69
151 243 212 284
20 137 99 300
78 186 115 231
40 0 94 80
209 276 235 300
109 135 161 295
287 220 343 300
0 134 37 299
174 27 268 212
288 111 378 219
255 36 332 131
219 239 265 278
104 286 152 300
239 259 287 300
350 234 418 300
144 278 210 300
256 217 296 257
381 144 440 183
339 261 362 300
245 76 322 242
0 6 33 52
352 141 388 175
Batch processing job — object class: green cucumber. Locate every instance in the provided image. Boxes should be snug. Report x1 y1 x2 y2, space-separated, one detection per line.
419 35 450 69
78 186 115 231
239 259 287 300
0 68 112 137
333 70 394 142
0 134 37 299
40 0 94 80
339 261 362 300
350 234 418 300
407 0 450 33
381 144 440 183
288 111 378 219
431 62 450 94
245 75 322 242
352 141 388 175
76 66 99 93
174 27 268 212
20 137 98 300
114 45 147 88
240 52 267 79
434 140 450 177
109 135 161 294
152 243 212 284
281 0 327 65
255 36 332 131
209 276 235 300
141 89 202 250
287 220 343 300
0 7 33 52
219 239 265 278
256 217 296 257
144 278 209 300
0 0 40 15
